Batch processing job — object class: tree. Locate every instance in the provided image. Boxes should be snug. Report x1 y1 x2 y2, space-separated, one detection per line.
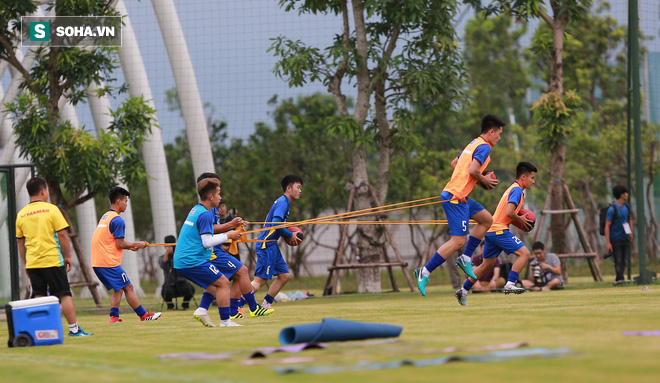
270 0 465 292
1 1 156 296
474 0 592 255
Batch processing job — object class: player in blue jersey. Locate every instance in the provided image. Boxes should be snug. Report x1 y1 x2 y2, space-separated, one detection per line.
250 175 303 309
173 177 243 327
190 173 274 326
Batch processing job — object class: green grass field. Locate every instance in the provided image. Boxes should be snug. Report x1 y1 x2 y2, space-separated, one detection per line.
1 275 659 383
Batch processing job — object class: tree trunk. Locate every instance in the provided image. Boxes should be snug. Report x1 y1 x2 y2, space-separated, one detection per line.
548 11 568 255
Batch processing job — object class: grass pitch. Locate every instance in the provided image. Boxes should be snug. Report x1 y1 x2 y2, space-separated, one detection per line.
1 281 659 383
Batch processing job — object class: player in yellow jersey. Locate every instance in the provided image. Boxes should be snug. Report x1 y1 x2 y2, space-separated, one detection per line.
414 115 504 296
455 162 536 305
16 177 92 337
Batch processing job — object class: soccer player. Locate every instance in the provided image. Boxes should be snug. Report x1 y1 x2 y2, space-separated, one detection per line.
191 173 273 327
251 175 303 309
16 177 92 337
454 162 537 305
414 115 504 296
91 187 160 323
174 177 243 327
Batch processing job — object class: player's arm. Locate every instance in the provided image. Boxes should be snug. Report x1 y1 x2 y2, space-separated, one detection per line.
115 238 148 250
468 159 496 189
272 216 302 245
17 237 27 267
56 229 73 272
506 203 532 231
450 157 458 168
605 207 613 252
628 213 634 242
213 216 245 233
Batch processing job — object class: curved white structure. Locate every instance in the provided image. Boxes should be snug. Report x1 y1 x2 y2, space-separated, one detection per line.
151 0 215 175
116 0 176 294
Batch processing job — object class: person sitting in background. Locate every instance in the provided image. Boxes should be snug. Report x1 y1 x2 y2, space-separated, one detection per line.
522 241 563 291
159 235 195 310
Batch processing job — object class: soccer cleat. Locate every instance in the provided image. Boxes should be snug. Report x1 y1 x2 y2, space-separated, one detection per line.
249 304 275 317
456 256 478 279
140 312 162 321
414 267 429 296
193 308 216 327
68 326 93 337
219 319 243 327
230 311 244 320
455 288 468 306
502 285 526 295
109 316 123 324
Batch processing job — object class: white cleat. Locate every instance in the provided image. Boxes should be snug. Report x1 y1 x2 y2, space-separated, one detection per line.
502 285 526 295
455 288 468 306
219 319 243 327
193 308 216 327
261 300 272 309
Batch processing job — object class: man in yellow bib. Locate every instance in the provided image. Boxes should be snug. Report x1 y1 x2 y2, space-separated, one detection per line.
16 177 92 337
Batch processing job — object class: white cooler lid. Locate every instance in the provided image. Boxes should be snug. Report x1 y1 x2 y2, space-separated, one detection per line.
8 296 60 309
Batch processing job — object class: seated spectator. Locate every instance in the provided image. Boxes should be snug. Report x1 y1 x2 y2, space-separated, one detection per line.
470 252 505 292
159 235 195 309
522 241 563 291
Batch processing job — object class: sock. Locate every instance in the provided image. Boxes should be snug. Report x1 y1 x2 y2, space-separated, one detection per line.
134 305 147 317
243 291 258 312
264 294 275 304
463 279 474 292
463 236 481 258
230 298 240 316
424 252 446 275
68 323 79 333
507 271 520 285
199 292 214 310
110 307 119 318
218 306 230 321
238 297 246 308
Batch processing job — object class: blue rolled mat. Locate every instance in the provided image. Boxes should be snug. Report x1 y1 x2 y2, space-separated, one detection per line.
279 318 403 345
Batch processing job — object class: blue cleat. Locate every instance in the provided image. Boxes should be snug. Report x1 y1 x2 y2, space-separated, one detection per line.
414 268 429 296
456 256 478 280
68 326 93 337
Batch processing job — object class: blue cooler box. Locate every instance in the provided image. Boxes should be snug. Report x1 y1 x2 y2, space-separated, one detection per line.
6 296 64 347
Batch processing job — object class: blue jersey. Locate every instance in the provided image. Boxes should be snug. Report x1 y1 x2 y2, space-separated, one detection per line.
257 195 291 247
173 204 215 269
606 203 630 241
108 215 125 239
456 144 491 165
209 207 223 257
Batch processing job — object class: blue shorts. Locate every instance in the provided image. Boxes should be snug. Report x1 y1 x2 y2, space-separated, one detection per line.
93 266 131 291
441 191 485 236
483 230 525 259
175 261 225 289
255 245 289 280
210 252 244 279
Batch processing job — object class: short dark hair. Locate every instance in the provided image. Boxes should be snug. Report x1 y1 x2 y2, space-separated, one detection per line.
481 114 506 134
532 241 545 251
109 187 130 204
516 162 538 178
612 184 628 199
196 172 220 183
164 235 176 244
281 175 303 192
26 177 48 197
197 178 220 200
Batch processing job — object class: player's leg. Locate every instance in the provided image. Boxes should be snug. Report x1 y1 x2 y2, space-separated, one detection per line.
261 248 291 309
41 267 92 336
122 283 160 321
455 200 492 278
455 254 497 306
502 238 528 295
109 289 123 323
251 247 271 292
415 197 470 295
210 274 239 327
